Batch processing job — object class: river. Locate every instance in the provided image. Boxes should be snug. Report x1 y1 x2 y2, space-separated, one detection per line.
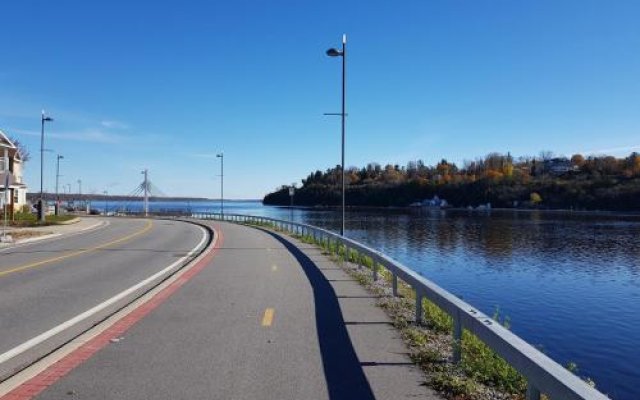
95 199 639 399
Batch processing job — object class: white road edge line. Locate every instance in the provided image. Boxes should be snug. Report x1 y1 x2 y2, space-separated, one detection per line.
0 220 110 253
0 224 209 366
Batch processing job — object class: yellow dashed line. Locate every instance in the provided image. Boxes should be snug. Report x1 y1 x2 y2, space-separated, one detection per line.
0 220 154 278
261 308 275 327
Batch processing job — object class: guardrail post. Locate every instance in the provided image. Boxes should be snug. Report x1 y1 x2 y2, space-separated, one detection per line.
415 288 423 325
373 262 378 281
526 383 541 400
453 310 462 363
392 274 398 297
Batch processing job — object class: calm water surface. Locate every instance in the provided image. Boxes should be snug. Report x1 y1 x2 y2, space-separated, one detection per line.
102 200 639 399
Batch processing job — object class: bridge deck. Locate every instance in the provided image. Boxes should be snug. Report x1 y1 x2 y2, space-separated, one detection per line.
21 221 440 399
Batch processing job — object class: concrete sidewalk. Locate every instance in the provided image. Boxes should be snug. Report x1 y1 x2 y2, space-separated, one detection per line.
0 217 106 248
24 221 441 400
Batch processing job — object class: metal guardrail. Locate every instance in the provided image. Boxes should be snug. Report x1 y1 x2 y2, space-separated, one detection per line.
188 212 609 400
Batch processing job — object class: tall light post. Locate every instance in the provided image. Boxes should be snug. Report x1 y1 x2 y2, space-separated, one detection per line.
216 153 224 216
289 185 295 222
77 179 82 211
2 172 10 241
40 110 54 221
326 34 347 236
103 190 108 215
55 154 64 215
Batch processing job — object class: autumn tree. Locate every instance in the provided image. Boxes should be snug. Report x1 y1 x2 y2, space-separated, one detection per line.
570 154 585 167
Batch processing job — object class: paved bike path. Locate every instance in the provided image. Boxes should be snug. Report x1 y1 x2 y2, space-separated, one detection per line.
32 221 440 400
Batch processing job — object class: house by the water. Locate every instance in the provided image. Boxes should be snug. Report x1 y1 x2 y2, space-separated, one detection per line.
0 130 28 213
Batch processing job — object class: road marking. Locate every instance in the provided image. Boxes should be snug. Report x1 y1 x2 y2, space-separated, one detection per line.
0 224 208 367
261 308 275 327
0 220 153 278
271 265 278 272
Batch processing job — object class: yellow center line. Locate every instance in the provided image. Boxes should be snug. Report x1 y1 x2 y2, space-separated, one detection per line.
261 308 275 327
0 220 154 278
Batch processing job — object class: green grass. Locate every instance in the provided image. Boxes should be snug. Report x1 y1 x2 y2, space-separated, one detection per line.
9 212 76 227
461 330 526 393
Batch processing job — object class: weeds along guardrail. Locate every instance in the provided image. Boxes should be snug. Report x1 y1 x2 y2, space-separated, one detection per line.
139 211 607 400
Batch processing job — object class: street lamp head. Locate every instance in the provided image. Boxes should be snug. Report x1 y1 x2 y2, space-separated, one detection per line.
216 153 223 158
43 116 53 122
326 48 343 57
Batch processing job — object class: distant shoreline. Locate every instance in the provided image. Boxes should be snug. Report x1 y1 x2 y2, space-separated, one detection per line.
27 194 262 203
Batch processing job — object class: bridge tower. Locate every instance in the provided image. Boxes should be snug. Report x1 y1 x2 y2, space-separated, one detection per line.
142 169 149 217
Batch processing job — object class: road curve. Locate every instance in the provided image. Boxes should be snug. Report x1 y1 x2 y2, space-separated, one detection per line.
0 217 208 379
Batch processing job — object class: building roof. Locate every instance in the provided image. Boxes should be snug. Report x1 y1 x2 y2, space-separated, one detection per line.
0 129 17 149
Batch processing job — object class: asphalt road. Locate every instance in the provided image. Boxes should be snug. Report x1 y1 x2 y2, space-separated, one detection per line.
0 217 208 379
31 221 440 400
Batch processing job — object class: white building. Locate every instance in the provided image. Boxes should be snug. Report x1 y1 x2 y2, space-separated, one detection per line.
0 130 28 212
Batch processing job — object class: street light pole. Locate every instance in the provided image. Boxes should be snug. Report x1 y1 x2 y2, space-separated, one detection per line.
216 153 224 216
289 185 295 222
77 179 82 211
40 110 53 222
103 190 108 215
326 34 347 236
55 154 64 215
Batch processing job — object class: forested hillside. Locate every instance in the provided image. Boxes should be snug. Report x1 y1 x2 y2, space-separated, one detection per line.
263 152 640 211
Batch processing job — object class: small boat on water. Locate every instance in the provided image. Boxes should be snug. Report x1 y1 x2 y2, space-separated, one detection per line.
409 196 449 209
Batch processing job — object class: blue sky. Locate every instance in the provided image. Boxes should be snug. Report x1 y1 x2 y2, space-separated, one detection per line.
1 1 639 199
